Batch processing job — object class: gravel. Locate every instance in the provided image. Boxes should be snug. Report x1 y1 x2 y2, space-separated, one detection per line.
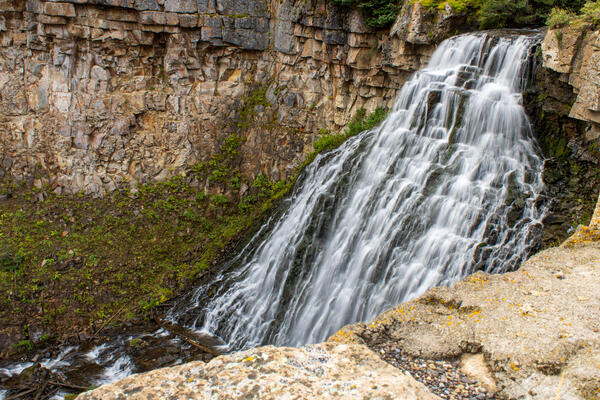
374 345 496 400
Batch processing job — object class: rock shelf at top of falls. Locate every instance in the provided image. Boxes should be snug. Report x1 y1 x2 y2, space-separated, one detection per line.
167 30 547 351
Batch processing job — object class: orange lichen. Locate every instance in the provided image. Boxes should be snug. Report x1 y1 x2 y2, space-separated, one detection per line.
563 194 600 248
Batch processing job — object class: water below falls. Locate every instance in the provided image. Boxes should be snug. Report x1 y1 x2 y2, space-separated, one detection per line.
169 31 547 350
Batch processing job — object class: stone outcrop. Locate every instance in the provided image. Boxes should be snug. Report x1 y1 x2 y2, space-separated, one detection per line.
0 0 467 196
331 194 600 400
542 26 600 145
527 27 600 246
76 342 440 400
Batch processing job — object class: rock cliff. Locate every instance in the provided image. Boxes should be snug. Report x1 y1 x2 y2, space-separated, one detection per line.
542 25 600 143
0 0 468 196
526 25 600 245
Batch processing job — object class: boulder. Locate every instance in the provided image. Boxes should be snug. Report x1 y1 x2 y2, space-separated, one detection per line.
77 343 440 399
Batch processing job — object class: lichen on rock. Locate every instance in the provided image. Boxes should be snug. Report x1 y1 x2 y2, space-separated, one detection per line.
76 343 441 400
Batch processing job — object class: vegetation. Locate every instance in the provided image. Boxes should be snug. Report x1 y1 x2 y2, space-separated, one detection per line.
329 0 402 28
420 0 588 28
547 0 600 28
546 7 578 28
329 0 592 30
0 102 387 345
303 106 388 168
327 0 597 30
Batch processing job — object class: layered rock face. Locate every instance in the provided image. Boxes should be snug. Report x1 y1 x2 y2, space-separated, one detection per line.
542 26 600 144
0 0 466 196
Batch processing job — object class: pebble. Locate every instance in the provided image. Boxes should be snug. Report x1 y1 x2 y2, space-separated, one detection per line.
373 345 497 400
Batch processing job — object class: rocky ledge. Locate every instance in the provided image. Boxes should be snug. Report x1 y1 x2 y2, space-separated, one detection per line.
77 195 600 399
76 342 439 400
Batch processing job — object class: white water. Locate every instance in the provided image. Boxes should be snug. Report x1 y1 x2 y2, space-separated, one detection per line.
170 32 546 349
1 32 547 396
169 32 546 350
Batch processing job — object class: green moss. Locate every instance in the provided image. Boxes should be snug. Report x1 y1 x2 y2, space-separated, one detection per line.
237 87 272 129
13 339 33 353
0 103 389 339
0 132 294 336
303 106 388 168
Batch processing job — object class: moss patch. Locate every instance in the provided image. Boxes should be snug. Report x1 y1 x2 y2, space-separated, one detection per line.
0 134 292 344
0 107 388 347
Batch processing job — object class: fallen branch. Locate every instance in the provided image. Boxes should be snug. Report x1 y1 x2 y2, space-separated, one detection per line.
6 388 36 400
33 378 48 400
154 318 221 356
48 381 93 391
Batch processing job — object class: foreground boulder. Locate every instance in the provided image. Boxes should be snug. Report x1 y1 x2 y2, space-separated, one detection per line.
77 343 439 399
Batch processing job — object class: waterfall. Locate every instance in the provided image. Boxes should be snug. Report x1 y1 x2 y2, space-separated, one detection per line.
169 31 546 350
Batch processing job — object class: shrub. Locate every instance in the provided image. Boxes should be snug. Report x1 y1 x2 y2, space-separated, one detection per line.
476 0 535 28
312 106 388 155
581 0 600 25
546 7 578 28
13 339 33 353
329 0 402 28
420 0 589 29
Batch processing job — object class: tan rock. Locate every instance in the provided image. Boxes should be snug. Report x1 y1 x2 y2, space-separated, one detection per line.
0 0 462 196
541 27 586 74
460 353 497 393
77 343 440 400
43 2 76 18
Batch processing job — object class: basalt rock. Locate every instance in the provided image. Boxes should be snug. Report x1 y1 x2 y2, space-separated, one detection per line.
0 0 466 196
527 27 600 246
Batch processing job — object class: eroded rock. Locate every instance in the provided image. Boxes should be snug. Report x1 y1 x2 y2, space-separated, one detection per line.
0 0 456 196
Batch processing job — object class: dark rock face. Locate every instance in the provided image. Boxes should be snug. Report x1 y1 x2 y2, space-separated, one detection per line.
526 27 600 246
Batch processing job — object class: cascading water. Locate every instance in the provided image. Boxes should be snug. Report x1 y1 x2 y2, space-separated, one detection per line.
0 31 548 399
169 31 547 350
169 31 546 350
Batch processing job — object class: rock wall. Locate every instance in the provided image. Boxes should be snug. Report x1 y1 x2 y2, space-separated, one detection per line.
0 0 468 196
542 25 600 145
529 27 600 245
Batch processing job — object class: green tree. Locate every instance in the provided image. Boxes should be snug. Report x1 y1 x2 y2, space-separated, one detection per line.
330 0 402 28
